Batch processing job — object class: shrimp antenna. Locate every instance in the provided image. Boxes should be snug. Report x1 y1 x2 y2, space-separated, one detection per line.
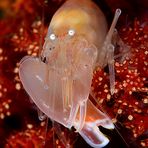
37 1 50 147
38 0 45 58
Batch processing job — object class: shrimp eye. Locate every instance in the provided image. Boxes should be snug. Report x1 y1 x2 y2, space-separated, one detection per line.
50 33 56 40
68 29 75 36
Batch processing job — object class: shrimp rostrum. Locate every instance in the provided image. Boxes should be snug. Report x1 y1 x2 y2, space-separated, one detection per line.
19 0 123 147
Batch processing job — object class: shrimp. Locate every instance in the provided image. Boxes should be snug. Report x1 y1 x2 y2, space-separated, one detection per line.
19 0 122 147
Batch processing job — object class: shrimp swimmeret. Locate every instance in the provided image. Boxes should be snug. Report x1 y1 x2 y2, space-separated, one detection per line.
19 0 122 147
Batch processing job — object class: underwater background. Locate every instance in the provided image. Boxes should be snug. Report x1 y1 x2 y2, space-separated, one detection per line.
0 0 147 147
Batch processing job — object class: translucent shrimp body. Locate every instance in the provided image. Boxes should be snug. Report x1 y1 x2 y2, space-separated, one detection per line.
19 0 121 147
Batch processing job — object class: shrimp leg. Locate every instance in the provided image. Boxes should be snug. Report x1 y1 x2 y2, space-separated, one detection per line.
67 101 80 128
97 9 121 94
75 100 87 132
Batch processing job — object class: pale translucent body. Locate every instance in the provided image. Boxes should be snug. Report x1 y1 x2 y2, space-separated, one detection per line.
19 0 121 147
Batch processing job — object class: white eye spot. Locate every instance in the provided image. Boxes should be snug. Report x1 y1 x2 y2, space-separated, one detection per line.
50 34 56 40
68 29 75 36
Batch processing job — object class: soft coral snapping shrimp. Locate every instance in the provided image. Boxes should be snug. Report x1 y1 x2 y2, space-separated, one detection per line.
19 0 123 147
